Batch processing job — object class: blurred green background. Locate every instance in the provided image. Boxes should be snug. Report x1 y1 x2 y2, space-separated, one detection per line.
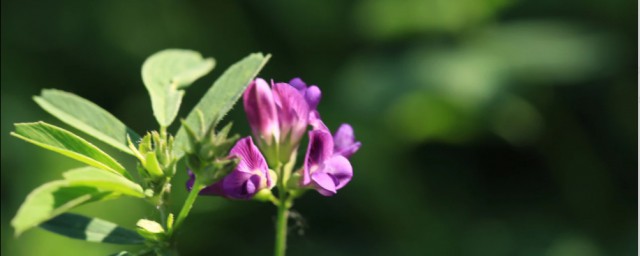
1 0 637 255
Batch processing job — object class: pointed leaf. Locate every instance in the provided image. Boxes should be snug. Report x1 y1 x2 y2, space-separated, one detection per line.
40 213 145 244
174 53 270 158
142 49 215 127
12 167 147 236
11 122 128 176
143 152 164 178
11 180 117 236
62 167 145 198
34 89 140 154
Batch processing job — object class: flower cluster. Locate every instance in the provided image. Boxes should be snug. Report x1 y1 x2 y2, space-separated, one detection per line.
188 78 360 198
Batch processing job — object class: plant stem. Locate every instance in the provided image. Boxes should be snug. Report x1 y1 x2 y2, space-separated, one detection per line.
170 178 203 236
158 202 169 228
274 163 291 256
157 181 171 229
274 193 289 256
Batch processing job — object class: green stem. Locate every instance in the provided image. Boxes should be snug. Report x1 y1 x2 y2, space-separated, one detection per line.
159 126 168 137
158 181 171 229
170 178 203 236
158 202 169 229
274 195 289 256
274 163 291 256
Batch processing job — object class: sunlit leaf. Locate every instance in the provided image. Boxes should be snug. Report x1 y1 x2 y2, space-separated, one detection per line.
11 122 128 176
11 180 117 236
173 53 270 158
34 89 141 154
40 213 144 244
62 167 145 198
12 167 146 236
110 252 135 256
142 49 215 127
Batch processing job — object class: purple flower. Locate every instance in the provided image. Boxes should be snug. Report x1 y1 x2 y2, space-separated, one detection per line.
187 137 275 200
243 78 279 146
289 78 321 110
272 82 309 151
301 130 353 196
243 78 319 164
333 124 361 158
307 113 361 159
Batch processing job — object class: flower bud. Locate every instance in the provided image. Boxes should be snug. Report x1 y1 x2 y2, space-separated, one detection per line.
182 120 239 176
243 78 318 166
128 131 177 182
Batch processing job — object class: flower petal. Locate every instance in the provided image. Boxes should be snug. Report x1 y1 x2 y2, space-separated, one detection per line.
186 170 224 196
311 171 337 196
200 181 224 196
322 155 353 190
243 78 279 143
222 171 261 199
333 124 354 148
335 142 361 159
230 137 268 175
302 130 334 185
304 85 322 110
272 82 310 143
333 124 361 158
309 110 329 132
289 77 307 92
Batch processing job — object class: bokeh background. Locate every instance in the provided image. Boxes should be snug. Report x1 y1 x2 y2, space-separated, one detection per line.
1 0 637 255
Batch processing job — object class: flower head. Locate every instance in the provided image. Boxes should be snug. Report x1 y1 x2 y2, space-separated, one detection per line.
187 137 275 200
272 82 309 152
301 130 353 196
243 78 279 146
333 124 361 158
243 78 320 165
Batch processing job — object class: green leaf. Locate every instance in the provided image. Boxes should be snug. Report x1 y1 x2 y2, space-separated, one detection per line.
110 252 135 256
142 49 215 127
173 52 270 158
11 122 128 176
40 213 145 244
34 89 141 154
62 167 145 198
12 167 146 236
11 180 117 236
143 152 164 178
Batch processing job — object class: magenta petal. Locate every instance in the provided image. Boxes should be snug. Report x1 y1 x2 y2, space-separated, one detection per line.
304 85 322 110
333 124 361 158
186 170 224 196
322 155 353 190
311 172 337 196
243 174 262 196
303 130 334 185
333 124 355 148
335 142 361 159
272 82 310 143
230 137 268 175
309 110 329 132
200 181 224 196
243 78 279 142
289 77 307 92
222 171 260 199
